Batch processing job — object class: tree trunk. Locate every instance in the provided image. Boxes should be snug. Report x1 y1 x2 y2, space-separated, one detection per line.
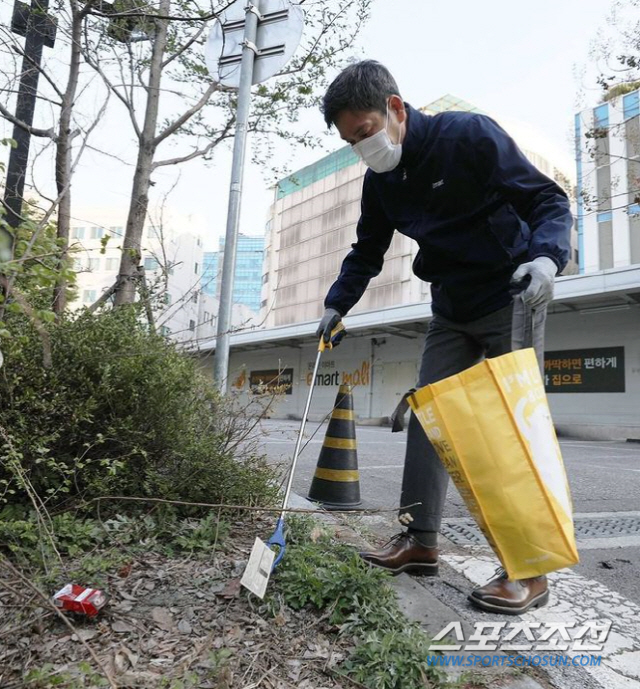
52 1 83 316
113 0 170 307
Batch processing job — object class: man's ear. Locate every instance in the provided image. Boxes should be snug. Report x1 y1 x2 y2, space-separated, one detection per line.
388 94 406 123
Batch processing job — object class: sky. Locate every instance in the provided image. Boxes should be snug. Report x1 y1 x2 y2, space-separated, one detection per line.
0 0 620 251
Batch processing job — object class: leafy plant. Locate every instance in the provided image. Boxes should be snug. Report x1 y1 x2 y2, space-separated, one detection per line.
277 539 395 627
173 513 230 553
271 520 447 689
342 626 446 689
22 661 109 687
0 507 231 575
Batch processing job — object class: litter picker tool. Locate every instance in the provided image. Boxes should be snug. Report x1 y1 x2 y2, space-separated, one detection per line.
240 322 346 598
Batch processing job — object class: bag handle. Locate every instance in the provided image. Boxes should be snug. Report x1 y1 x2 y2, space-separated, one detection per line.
509 275 536 349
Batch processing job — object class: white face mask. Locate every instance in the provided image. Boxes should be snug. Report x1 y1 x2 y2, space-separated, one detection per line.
352 101 402 173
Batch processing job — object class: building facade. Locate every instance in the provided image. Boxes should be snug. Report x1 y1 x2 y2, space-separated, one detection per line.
575 87 640 273
202 234 264 312
69 209 215 344
201 251 219 298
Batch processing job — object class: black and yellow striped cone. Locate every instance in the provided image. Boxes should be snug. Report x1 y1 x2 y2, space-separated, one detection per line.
308 384 361 509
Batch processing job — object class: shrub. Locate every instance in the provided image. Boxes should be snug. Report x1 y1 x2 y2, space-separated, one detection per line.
0 307 278 511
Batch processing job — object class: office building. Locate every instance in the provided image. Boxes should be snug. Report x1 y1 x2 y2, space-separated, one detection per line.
575 86 640 273
69 208 217 344
203 234 264 312
202 251 219 298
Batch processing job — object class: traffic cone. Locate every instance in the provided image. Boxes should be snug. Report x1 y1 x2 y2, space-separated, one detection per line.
308 384 362 509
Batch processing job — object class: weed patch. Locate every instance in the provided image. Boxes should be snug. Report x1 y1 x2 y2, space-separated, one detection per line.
273 517 447 688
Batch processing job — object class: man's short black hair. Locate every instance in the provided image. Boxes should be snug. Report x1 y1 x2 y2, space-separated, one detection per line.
321 60 401 128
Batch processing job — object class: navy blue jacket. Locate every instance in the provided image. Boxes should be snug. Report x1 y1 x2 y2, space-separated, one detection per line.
324 104 572 323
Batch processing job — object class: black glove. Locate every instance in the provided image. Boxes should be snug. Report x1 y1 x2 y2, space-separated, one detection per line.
315 308 342 344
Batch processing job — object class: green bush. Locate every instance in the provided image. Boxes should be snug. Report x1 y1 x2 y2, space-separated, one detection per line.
0 307 278 511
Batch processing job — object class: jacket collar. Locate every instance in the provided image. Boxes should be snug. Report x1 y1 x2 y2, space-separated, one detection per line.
400 102 431 169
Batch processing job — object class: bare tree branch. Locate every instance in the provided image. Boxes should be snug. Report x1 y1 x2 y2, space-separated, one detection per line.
151 122 233 168
160 20 206 70
85 0 235 23
7 38 66 101
154 81 219 145
0 102 56 138
82 46 142 138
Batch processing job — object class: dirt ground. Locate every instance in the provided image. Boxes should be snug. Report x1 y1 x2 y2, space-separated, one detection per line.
0 518 357 689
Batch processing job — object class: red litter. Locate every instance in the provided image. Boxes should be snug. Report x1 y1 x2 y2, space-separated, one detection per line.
52 584 107 617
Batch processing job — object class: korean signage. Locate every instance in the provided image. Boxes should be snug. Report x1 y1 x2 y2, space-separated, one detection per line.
249 368 294 394
543 347 625 393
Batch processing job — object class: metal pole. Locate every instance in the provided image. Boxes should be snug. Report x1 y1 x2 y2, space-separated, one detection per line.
279 346 323 519
3 0 50 232
213 1 260 392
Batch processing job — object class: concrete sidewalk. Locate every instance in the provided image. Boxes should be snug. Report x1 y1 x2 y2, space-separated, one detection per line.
288 492 595 689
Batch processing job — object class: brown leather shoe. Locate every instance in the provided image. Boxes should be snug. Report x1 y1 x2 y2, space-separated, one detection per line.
359 533 438 576
468 569 549 615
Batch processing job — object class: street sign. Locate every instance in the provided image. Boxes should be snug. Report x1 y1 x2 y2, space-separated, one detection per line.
205 0 304 88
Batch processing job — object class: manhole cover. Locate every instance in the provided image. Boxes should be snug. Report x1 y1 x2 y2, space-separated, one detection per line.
441 515 640 546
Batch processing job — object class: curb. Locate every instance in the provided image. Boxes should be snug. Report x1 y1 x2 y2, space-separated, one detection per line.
289 493 552 689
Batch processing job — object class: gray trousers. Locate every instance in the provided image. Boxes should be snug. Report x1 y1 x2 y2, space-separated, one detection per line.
400 298 547 532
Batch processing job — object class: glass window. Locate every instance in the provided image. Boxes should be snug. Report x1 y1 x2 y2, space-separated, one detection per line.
72 227 85 239
144 257 159 271
90 227 105 239
189 319 196 331
83 289 97 303
106 257 119 271
593 103 609 128
623 91 640 120
194 262 199 274
87 257 100 271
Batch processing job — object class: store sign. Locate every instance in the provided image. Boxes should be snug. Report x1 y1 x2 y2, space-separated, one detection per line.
305 359 371 387
543 347 625 393
249 368 294 394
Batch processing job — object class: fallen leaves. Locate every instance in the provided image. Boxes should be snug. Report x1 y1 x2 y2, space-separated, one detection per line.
150 606 174 631
217 577 242 600
0 525 351 689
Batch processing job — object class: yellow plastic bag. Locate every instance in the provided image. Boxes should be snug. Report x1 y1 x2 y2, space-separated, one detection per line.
408 347 579 580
